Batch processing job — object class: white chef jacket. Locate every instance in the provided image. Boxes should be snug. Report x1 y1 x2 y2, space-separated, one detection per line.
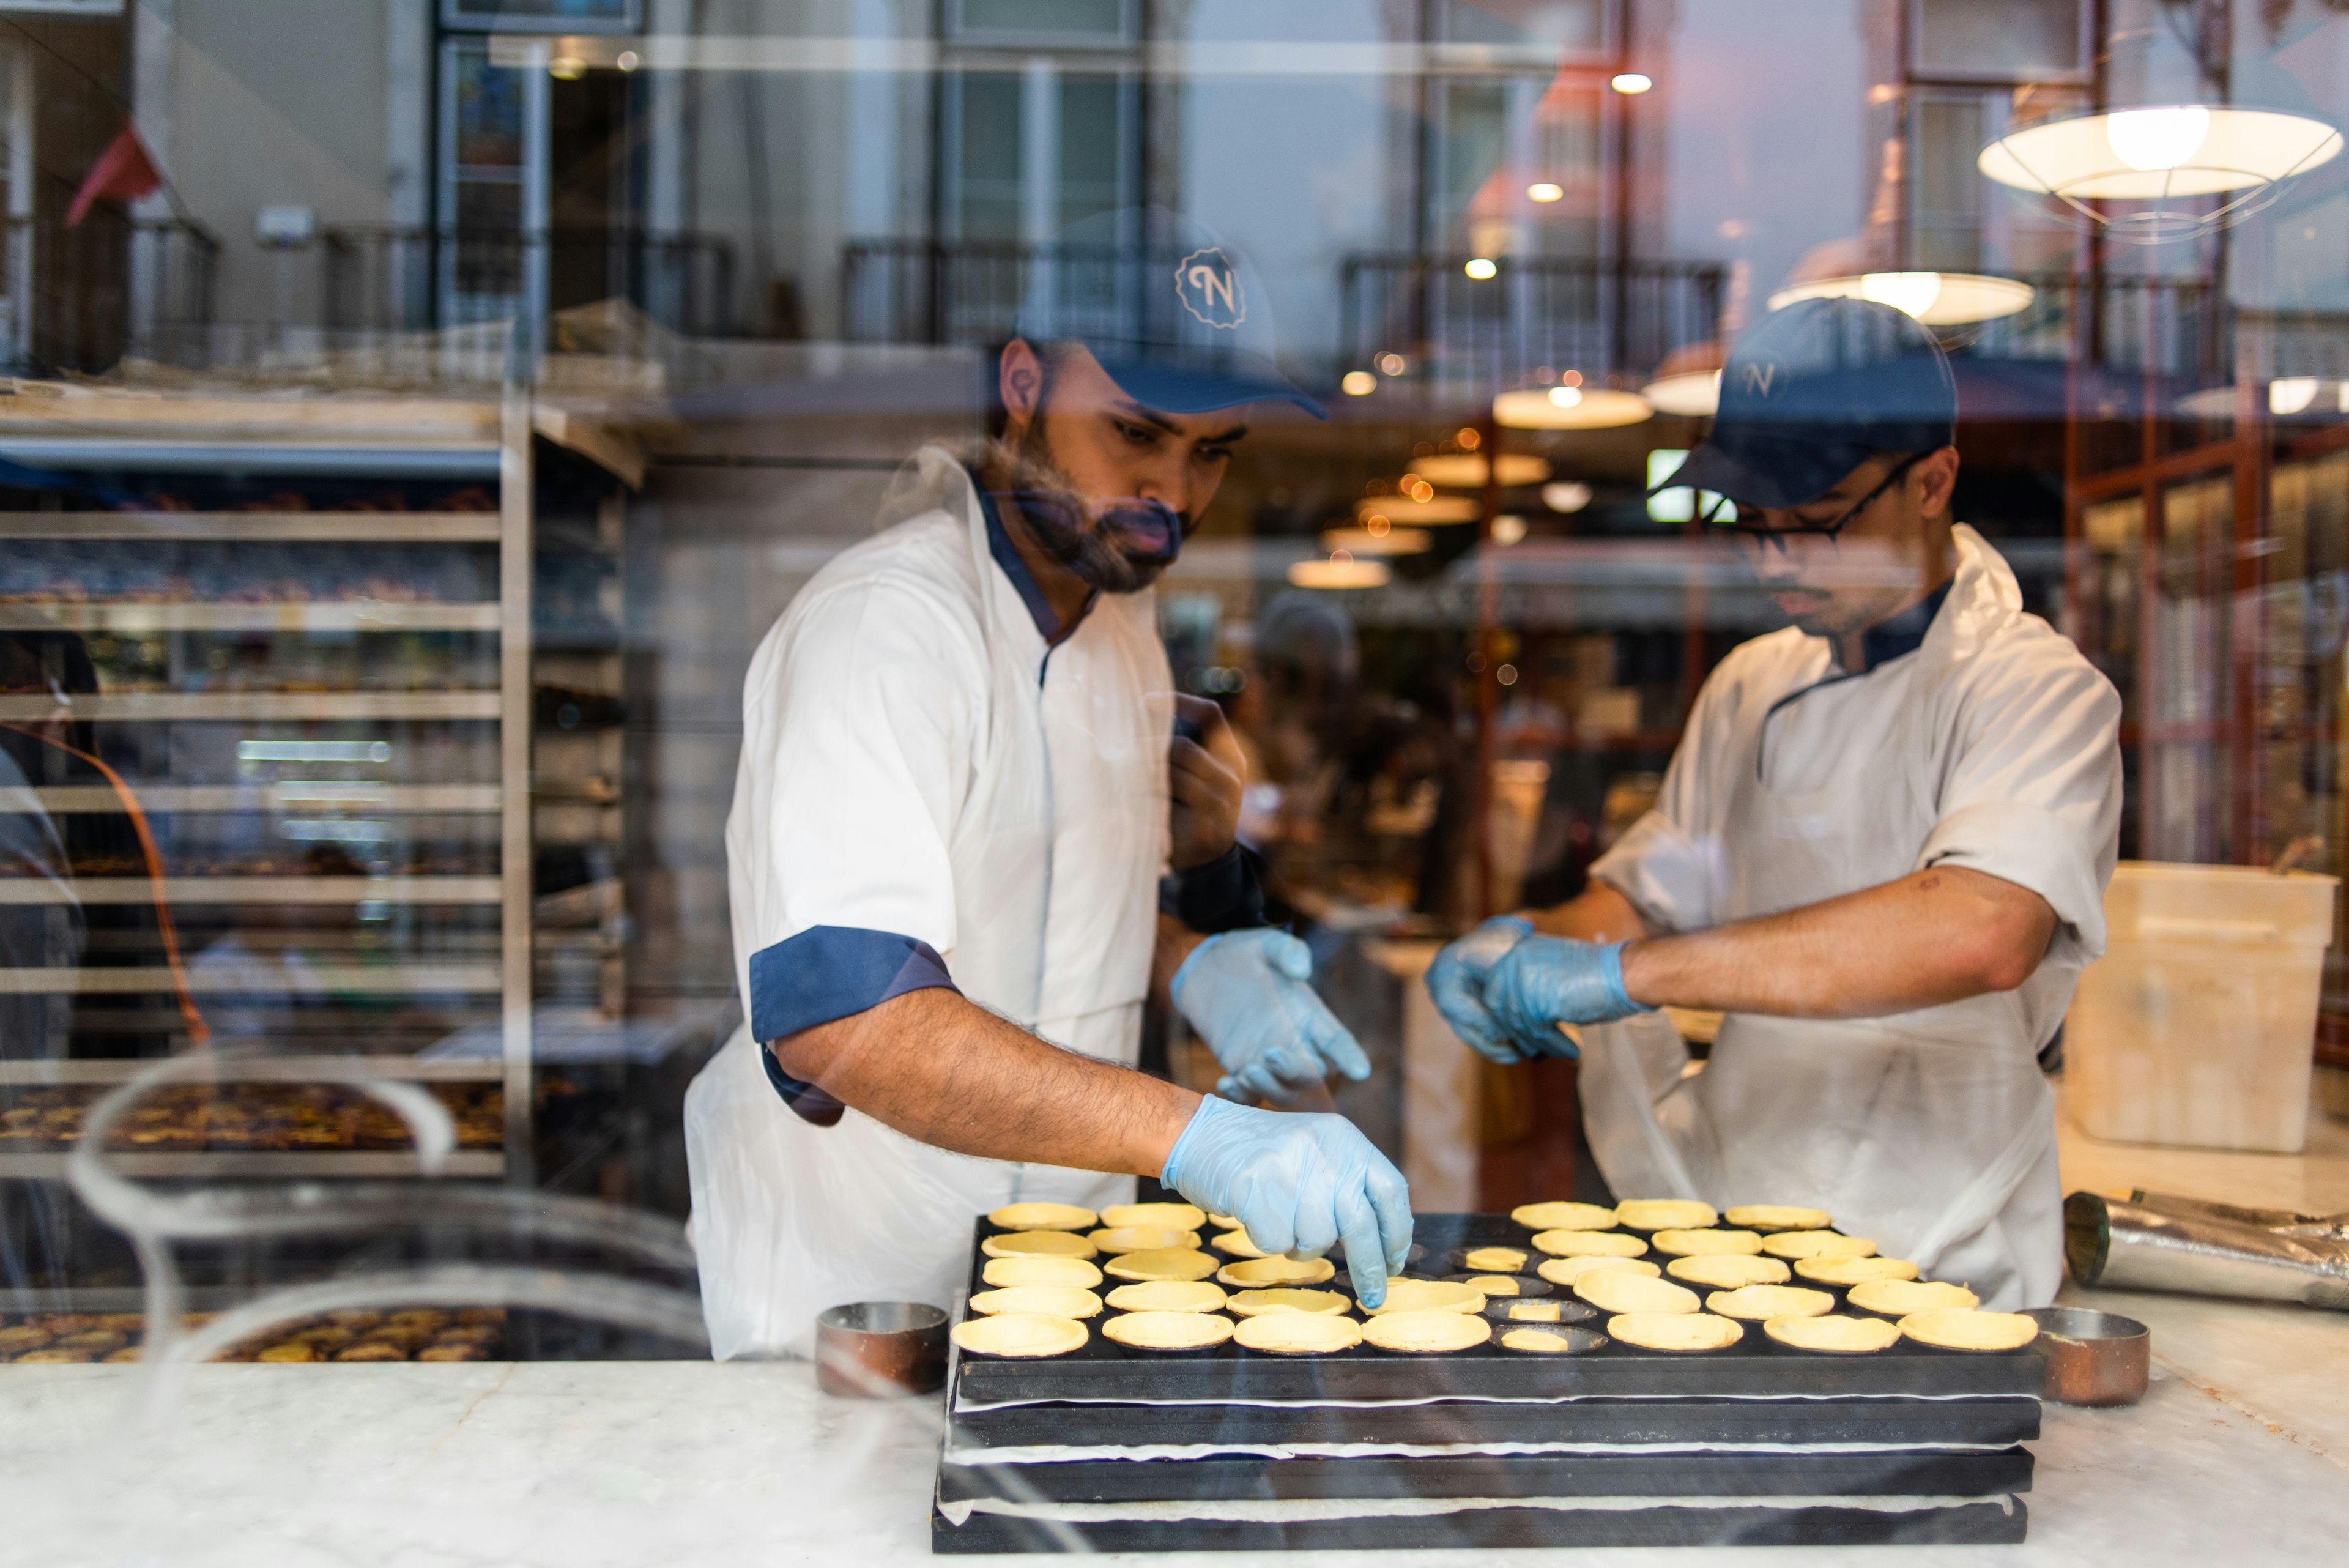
683 446 1174 1359
1578 524 2122 1308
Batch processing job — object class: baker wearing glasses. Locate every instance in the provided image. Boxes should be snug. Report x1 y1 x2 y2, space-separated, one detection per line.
1428 297 2121 1309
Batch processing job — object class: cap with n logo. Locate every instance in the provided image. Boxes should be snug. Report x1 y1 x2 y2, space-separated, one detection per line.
1014 207 1324 419
1658 296 1956 509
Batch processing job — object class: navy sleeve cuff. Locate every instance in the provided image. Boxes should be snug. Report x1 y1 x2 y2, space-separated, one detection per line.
1161 843 1269 934
748 925 960 1124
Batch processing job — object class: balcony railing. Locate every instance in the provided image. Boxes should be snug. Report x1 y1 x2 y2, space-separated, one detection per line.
0 216 220 375
841 237 1244 349
1964 272 2229 380
322 225 740 339
1337 253 1729 392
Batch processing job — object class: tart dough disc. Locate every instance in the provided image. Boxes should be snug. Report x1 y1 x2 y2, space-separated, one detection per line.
1105 1280 1228 1314
1206 1213 1240 1228
981 1230 1097 1260
1217 1255 1337 1288
1225 1288 1349 1317
1460 1274 1522 1296
951 1313 1088 1358
1463 1246 1531 1273
1500 1327 1581 1353
1724 1204 1832 1232
1102 1310 1234 1351
1360 1309 1491 1353
1767 1313 1900 1354
1574 1272 1701 1316
1210 1230 1267 1258
1234 1311 1363 1354
1537 1255 1662 1287
1795 1255 1920 1286
1533 1228 1648 1258
1615 1198 1719 1232
1609 1311 1741 1352
1666 1254 1790 1290
1848 1279 1979 1315
987 1202 1099 1232
1106 1247 1222 1282
1100 1202 1207 1232
1086 1225 1200 1254
1652 1228 1764 1258
1704 1284 1835 1322
968 1285 1103 1319
982 1256 1105 1290
1761 1230 1877 1260
1899 1309 2039 1351
1507 1301 1563 1321
1510 1200 1619 1232
1360 1279 1484 1316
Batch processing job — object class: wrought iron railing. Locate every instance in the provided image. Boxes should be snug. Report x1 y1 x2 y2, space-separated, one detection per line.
1963 272 2229 380
322 225 739 338
0 216 220 374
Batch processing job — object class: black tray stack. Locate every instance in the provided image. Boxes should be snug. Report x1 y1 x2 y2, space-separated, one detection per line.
932 1213 2039 1552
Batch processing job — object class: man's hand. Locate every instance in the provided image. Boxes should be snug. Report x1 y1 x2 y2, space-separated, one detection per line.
1425 915 1534 1063
1171 928 1371 1103
1482 935 1639 1056
1169 694 1244 870
1157 1095 1413 1307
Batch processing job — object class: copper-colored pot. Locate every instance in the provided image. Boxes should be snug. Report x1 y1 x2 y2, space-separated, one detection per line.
2021 1307 2150 1407
814 1301 948 1398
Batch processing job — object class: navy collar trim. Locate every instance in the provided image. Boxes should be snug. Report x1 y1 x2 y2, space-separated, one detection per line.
972 472 1089 645
1857 578 1952 672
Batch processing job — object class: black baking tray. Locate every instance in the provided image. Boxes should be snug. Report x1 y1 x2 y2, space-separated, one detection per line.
948 1393 2041 1451
938 1445 2035 1503
932 1496 2029 1551
952 1213 2046 1406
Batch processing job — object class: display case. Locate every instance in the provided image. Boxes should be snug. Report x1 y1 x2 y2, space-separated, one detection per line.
0 379 639 1211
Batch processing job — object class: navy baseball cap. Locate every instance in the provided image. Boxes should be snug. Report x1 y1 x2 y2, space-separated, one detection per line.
1661 296 1956 508
1014 207 1327 420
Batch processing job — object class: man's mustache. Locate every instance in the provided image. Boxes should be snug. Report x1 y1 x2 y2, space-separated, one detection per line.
1002 491 1189 565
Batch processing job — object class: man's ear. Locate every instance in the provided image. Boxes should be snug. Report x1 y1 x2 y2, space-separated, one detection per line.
1916 445 1961 521
999 339 1045 443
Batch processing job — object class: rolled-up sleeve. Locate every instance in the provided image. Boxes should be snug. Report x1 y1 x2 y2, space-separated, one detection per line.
1915 652 2123 957
729 574 981 1105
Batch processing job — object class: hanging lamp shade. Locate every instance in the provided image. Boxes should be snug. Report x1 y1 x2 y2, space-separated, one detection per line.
1355 493 1480 525
1320 525 1433 555
1767 271 2035 325
1409 452 1552 488
1978 105 2340 240
1491 385 1652 429
1289 554 1391 589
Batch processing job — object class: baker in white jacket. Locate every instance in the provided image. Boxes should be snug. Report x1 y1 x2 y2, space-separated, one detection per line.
1427 298 2122 1309
686 212 1412 1358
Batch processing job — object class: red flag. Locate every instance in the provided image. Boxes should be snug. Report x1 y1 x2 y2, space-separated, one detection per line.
65 121 161 228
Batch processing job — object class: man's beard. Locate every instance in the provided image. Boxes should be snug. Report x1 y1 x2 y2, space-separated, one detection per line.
986 423 1187 596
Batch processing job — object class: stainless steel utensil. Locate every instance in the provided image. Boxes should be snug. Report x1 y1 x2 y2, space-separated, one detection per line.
2021 1307 2150 1407
815 1301 949 1397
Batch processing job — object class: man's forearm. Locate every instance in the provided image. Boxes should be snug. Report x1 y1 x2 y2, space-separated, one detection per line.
1615 865 2055 1018
1525 880 1656 943
772 987 1200 1176
1152 910 1208 1011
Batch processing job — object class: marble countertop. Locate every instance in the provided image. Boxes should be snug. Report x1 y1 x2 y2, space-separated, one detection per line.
0 1107 2338 1567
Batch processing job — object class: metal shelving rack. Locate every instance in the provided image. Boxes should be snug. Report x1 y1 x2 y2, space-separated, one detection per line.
0 379 640 1192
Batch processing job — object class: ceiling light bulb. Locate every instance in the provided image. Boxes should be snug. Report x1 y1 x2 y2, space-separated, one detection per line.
1859 271 1944 318
1542 481 1592 513
2271 377 2321 415
1527 182 1565 203
2106 105 2211 172
1611 73 1653 95
1464 257 1499 280
1341 370 1377 396
1548 385 1584 408
1491 515 1527 545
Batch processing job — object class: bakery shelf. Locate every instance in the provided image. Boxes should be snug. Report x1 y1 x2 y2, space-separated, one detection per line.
0 691 501 721
0 964 503 994
0 876 503 906
0 439 499 479
0 603 502 633
0 1151 505 1179
2 784 503 813
0 512 502 543
0 1056 507 1085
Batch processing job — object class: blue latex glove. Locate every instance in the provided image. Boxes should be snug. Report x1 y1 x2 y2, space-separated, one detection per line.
1170 929 1372 1104
1482 935 1638 1058
1158 1095 1413 1307
1424 916 1534 1063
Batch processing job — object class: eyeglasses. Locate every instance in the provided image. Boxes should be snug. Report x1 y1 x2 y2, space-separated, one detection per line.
1699 451 1928 549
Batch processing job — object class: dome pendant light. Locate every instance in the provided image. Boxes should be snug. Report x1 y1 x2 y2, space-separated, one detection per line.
1978 104 2343 243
